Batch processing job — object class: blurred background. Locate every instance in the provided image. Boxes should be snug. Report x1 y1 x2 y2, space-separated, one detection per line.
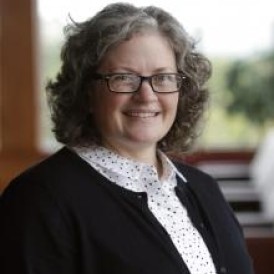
1 0 274 272
37 0 274 151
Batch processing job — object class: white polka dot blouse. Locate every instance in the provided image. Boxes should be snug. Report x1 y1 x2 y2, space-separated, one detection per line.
73 146 216 274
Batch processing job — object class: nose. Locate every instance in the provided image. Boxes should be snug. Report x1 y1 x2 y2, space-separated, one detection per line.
133 79 158 102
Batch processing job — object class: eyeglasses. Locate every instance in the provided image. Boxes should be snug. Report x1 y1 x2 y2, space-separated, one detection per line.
93 73 186 93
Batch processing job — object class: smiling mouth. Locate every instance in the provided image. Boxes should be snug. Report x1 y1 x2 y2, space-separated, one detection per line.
124 111 160 118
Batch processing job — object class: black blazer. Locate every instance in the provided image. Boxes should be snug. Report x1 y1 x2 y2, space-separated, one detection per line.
0 147 254 274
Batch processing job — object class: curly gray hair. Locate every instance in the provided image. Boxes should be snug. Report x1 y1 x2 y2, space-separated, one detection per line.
46 2 211 152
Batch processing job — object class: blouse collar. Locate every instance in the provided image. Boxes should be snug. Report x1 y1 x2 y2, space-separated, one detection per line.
72 145 187 191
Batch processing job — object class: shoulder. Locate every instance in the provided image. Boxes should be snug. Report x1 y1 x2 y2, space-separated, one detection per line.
1 147 103 207
174 160 216 185
0 147 113 235
17 147 90 180
173 161 227 204
8 147 94 183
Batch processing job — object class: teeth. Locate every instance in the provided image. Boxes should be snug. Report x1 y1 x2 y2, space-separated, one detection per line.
127 112 157 118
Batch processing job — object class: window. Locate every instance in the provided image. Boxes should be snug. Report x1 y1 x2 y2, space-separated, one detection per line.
37 0 274 152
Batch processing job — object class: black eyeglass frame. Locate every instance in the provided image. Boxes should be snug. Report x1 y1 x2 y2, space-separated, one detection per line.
92 72 187 93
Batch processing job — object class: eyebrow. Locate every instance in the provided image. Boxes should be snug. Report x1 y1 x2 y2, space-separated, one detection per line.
152 67 177 73
102 66 177 74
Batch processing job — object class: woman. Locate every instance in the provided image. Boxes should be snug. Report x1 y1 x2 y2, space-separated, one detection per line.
1 3 254 274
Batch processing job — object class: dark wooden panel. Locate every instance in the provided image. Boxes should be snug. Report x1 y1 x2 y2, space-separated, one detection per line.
246 236 274 274
0 0 37 152
0 152 46 192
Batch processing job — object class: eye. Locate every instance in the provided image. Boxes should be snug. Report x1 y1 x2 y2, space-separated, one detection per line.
154 74 175 84
112 74 135 83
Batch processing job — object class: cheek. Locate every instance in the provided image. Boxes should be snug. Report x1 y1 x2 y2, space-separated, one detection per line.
165 94 179 115
91 91 128 119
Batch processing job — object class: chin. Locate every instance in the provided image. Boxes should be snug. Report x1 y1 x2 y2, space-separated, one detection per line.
127 133 162 146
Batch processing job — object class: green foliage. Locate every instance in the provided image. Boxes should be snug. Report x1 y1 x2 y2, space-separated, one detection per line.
197 57 268 150
226 52 274 125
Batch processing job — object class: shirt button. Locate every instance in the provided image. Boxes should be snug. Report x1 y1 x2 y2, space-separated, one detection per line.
200 222 205 228
220 266 227 273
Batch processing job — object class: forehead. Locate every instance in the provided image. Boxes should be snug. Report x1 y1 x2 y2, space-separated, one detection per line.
98 32 176 72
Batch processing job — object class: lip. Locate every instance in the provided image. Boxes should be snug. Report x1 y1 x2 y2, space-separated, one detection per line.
123 110 160 118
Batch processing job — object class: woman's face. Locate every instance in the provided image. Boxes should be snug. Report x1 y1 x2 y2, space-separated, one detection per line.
91 32 179 157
